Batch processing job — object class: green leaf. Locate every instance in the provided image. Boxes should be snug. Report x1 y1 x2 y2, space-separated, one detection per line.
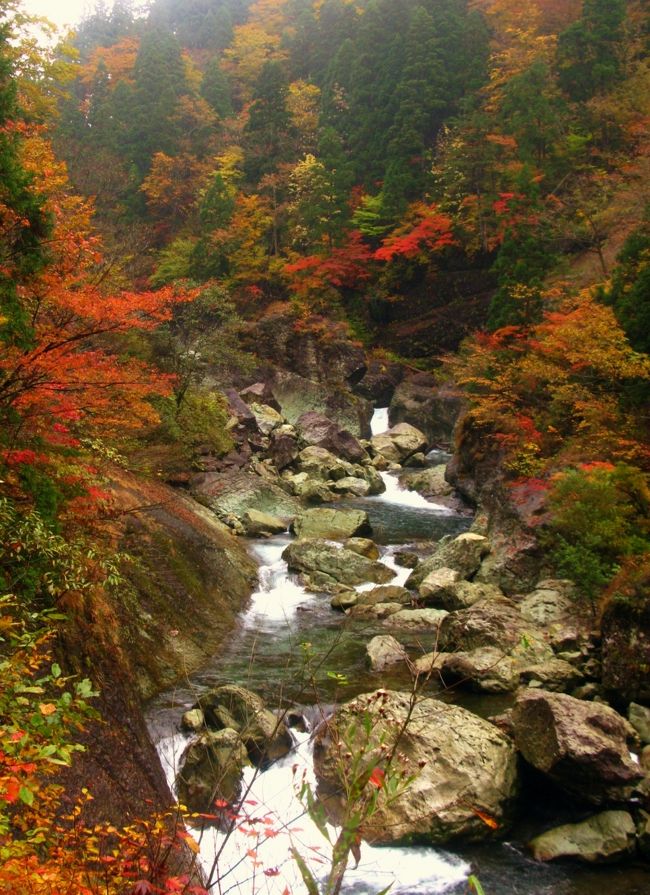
51 663 61 678
19 786 34 807
468 874 486 895
290 848 319 895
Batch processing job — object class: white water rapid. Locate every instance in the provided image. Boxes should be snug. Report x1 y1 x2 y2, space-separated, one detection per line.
151 408 471 895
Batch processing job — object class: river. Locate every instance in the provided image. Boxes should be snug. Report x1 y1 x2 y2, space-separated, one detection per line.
146 410 650 895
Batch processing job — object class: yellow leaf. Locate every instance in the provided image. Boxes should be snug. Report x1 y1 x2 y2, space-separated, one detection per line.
39 703 57 716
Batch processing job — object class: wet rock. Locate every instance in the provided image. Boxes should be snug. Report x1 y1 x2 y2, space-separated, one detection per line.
293 508 371 541
313 690 518 844
176 728 249 814
197 685 293 766
366 635 408 671
331 591 359 611
529 811 636 863
385 608 448 630
349 602 404 620
241 509 288 537
370 423 428 464
344 537 380 560
181 708 205 732
629 703 650 746
283 539 395 590
406 533 490 590
353 358 404 405
394 551 419 569
511 689 643 805
296 411 367 463
402 452 428 468
412 651 454 678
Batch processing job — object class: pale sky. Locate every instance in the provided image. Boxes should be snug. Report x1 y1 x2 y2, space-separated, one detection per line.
20 0 91 31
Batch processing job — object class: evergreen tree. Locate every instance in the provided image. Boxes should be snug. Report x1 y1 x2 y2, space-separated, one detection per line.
0 18 50 347
557 0 627 101
201 58 233 118
243 60 294 182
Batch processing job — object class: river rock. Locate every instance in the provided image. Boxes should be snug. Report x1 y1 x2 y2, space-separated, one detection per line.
239 381 281 410
385 608 448 630
267 431 300 470
519 581 576 626
529 811 637 863
357 585 412 606
345 538 380 560
438 597 549 656
241 509 288 537
176 728 249 814
283 539 394 590
296 411 367 463
249 402 284 436
638 809 650 858
405 465 454 499
270 369 371 437
313 690 518 844
519 658 584 692
629 703 650 745
438 581 505 611
440 648 521 693
181 708 205 732
406 533 490 590
419 567 461 604
331 476 372 497
331 591 358 611
366 635 408 671
296 445 357 480
511 689 643 804
197 685 292 766
370 423 428 464
349 602 404 620
293 508 371 541
192 468 301 520
353 358 404 405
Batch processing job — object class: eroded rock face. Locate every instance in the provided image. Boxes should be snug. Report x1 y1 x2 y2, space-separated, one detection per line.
176 728 249 814
293 508 371 541
282 539 395 591
511 690 643 805
313 690 518 845
389 376 465 448
529 811 637 863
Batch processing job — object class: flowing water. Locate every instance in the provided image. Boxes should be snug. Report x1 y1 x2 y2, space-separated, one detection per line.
146 410 650 895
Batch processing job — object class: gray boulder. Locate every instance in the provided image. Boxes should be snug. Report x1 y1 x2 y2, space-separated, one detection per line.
629 703 650 746
440 648 521 693
512 690 643 804
370 423 428 464
437 581 505 611
357 585 411 606
345 537 380 560
176 728 249 814
405 464 454 498
249 402 284 435
293 508 371 541
296 411 367 463
241 509 288 537
197 685 292 766
519 581 576 626
192 468 301 520
529 811 636 863
389 376 464 448
419 567 462 604
407 533 490 590
366 635 408 671
313 690 518 844
283 539 395 591
385 608 448 631
438 597 550 656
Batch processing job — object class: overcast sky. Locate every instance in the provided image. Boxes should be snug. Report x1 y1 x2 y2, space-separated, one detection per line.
21 1 91 31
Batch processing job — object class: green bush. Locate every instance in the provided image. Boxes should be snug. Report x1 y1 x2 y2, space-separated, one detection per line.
545 463 650 601
156 388 233 461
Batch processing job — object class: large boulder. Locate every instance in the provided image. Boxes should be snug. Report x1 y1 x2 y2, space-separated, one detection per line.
313 690 518 844
519 581 576 626
197 685 293 766
176 728 249 814
353 358 404 405
385 608 449 631
192 468 300 520
269 369 372 437
248 402 284 436
282 539 395 591
389 375 465 448
296 411 367 463
241 509 288 537
438 597 550 656
529 811 637 863
370 423 428 464
511 690 643 805
406 533 490 590
293 508 371 541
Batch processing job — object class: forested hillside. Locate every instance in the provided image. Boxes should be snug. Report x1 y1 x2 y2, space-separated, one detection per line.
1 0 649 892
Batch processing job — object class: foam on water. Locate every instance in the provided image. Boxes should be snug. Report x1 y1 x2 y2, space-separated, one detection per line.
370 407 390 436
